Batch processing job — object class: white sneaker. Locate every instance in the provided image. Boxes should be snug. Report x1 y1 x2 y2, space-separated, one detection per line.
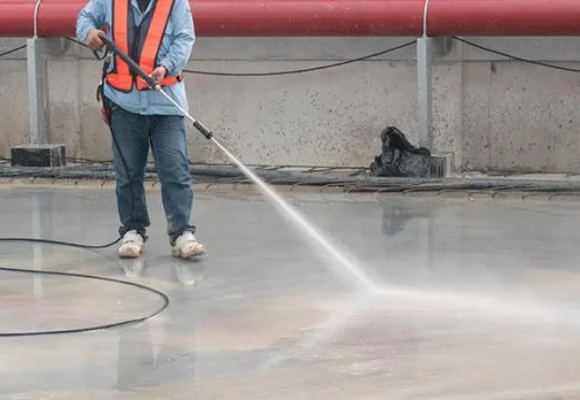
118 230 144 258
171 231 205 258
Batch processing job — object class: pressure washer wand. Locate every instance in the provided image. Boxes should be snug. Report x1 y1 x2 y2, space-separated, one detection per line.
98 33 213 140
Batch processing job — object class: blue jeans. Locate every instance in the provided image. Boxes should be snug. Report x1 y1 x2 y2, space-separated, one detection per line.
109 101 196 245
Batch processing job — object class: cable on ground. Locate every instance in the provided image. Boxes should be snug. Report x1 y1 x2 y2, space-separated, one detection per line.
0 265 169 337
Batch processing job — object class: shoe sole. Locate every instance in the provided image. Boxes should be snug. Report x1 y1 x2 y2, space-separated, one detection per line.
171 244 205 259
119 245 145 259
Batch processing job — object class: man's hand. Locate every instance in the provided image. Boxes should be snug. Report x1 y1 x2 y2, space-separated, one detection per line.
86 28 106 51
150 66 168 86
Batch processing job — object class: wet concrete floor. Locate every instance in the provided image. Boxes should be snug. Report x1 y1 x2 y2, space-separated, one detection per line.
1 183 580 399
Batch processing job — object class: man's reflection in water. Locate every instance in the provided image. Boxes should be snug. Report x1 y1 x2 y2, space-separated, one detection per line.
114 258 206 392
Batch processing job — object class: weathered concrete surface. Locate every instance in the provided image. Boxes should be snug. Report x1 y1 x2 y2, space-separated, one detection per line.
1 184 580 398
1 36 580 172
0 60 29 156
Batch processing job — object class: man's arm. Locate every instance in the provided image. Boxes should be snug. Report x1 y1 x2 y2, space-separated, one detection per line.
158 0 196 77
76 0 107 50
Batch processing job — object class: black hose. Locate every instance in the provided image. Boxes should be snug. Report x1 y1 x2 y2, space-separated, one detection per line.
0 45 26 58
0 266 169 337
0 236 121 249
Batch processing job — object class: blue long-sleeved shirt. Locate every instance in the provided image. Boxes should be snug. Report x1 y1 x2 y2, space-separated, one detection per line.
76 0 195 116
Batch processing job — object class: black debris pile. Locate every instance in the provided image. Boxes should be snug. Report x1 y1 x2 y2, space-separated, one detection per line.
369 126 434 178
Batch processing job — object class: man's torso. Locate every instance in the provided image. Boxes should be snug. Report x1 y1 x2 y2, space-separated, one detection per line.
102 0 189 116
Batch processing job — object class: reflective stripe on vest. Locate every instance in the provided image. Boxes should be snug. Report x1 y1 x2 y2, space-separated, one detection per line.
106 0 181 92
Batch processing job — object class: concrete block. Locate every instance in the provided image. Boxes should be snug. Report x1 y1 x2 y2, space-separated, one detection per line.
4 35 579 173
0 39 27 60
150 37 418 62
47 59 82 158
0 60 29 159
183 59 420 168
70 57 464 170
461 62 492 171
11 144 66 167
489 61 580 172
432 62 463 167
458 37 580 62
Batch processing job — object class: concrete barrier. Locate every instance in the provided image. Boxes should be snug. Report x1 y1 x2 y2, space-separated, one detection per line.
1 36 580 173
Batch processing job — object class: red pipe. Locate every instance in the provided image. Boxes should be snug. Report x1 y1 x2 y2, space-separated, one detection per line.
1 4 35 37
42 1 425 37
1 0 580 38
1 1 425 37
428 0 580 36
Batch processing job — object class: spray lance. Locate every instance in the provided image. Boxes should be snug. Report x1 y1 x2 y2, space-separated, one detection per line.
96 32 213 140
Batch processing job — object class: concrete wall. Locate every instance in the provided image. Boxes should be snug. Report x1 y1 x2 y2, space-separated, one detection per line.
1 36 580 173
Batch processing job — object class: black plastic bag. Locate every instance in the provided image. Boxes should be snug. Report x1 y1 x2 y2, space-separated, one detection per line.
369 126 433 178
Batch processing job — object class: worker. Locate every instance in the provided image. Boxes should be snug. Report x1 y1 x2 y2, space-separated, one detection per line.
75 0 205 259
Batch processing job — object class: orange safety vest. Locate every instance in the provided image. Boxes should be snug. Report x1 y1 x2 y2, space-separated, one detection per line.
106 0 182 92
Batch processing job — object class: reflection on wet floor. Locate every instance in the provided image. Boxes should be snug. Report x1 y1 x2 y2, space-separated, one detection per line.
1 185 580 399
